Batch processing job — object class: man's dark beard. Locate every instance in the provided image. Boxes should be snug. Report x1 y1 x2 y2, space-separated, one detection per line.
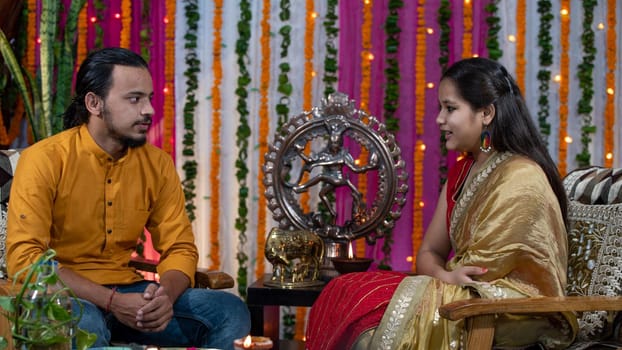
121 136 147 148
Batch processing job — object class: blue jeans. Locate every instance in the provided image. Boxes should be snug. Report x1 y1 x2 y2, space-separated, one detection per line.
72 281 250 350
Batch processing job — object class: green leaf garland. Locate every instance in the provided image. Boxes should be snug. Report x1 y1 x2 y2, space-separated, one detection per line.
380 0 403 269
323 0 339 98
576 0 597 166
181 0 200 222
276 0 292 133
438 0 450 185
485 0 502 60
537 0 553 142
235 0 252 299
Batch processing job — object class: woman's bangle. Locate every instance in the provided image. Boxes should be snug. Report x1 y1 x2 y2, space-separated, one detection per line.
105 287 117 313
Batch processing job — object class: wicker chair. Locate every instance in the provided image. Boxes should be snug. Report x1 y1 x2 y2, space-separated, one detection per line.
439 166 622 349
0 149 234 349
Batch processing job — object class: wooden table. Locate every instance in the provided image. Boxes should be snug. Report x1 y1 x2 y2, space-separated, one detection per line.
246 275 325 350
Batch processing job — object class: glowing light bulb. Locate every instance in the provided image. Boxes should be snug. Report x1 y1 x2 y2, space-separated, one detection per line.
606 153 613 160
564 136 573 144
163 87 169 94
561 8 569 16
607 88 614 95
419 144 426 151
507 35 516 42
472 53 479 58
367 53 375 61
114 13 121 19
426 82 435 89
554 74 562 83
597 23 605 30
406 256 413 262
311 71 316 77
311 12 318 19
419 201 425 208
426 28 434 35
90 16 97 23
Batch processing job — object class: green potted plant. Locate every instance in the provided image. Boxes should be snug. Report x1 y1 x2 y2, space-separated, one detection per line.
0 0 86 143
0 249 96 350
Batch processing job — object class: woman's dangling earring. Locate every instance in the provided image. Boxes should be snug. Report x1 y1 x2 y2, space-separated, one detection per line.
480 127 492 153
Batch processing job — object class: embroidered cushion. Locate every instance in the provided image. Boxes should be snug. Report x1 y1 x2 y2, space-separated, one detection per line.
0 149 21 279
564 166 622 341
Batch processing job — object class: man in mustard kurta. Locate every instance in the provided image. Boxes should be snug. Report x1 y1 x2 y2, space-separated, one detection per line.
6 47 250 349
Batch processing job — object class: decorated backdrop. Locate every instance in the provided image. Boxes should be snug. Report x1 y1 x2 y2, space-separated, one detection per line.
2 0 621 339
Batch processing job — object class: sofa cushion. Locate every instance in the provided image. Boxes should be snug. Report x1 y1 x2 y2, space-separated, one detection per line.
564 166 622 341
0 149 21 279
565 200 622 340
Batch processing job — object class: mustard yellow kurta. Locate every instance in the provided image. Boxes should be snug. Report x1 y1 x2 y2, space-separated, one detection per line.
369 153 578 349
7 125 198 286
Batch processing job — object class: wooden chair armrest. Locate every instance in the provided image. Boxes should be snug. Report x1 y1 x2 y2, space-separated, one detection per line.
195 268 235 289
129 257 234 289
439 296 622 321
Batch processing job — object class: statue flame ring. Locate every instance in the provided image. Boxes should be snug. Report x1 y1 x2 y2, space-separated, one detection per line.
263 92 409 244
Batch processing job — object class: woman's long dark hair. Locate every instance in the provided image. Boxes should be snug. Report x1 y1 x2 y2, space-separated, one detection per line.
442 57 568 223
63 47 149 129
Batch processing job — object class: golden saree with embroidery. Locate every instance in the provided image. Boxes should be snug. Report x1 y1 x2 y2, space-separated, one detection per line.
368 152 578 349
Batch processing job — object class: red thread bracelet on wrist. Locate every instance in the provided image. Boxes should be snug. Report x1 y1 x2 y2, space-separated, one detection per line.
106 287 117 313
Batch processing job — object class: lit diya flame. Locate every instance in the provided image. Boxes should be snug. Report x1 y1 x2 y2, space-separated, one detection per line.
243 335 252 348
348 241 354 259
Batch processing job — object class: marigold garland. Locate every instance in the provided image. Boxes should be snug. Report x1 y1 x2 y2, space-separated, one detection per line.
120 0 131 48
536 0 553 143
162 0 175 156
300 0 315 212
356 0 372 259
76 3 88 67
604 0 616 167
461 0 472 58
25 0 37 75
255 0 271 282
575 0 597 167
411 0 426 270
515 0 526 92
412 141 424 270
558 0 570 176
209 0 223 270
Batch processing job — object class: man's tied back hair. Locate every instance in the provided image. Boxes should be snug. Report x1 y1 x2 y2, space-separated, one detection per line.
63 47 149 129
